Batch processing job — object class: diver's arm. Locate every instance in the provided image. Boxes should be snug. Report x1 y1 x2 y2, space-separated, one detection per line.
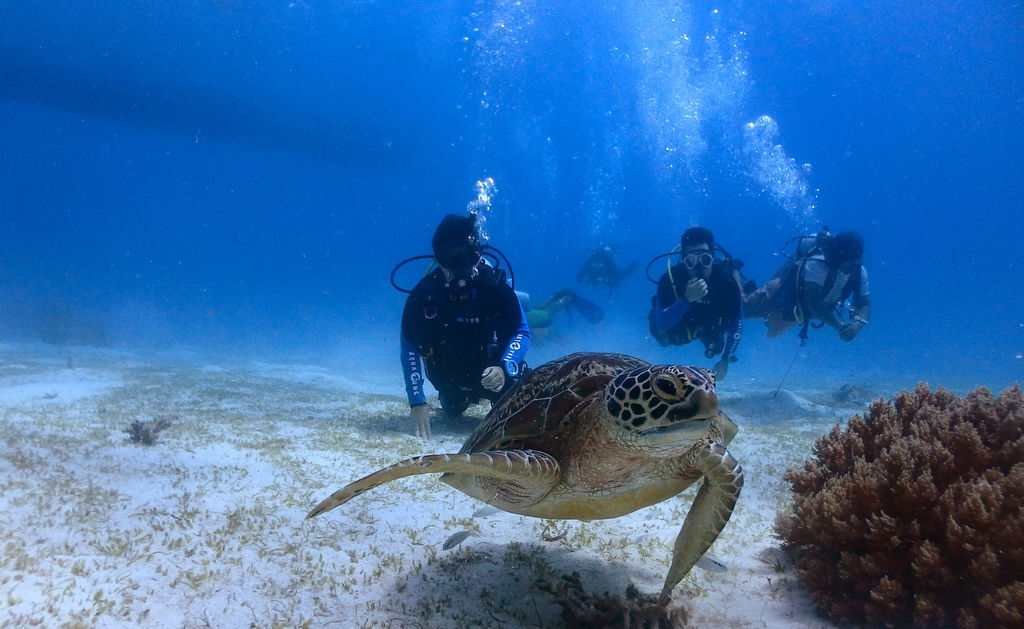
400 334 427 407
653 295 692 333
851 294 871 323
500 299 531 378
850 268 871 323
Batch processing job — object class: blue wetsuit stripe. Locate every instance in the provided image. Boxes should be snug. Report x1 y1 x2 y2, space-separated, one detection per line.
723 313 742 358
400 334 426 406
501 300 531 375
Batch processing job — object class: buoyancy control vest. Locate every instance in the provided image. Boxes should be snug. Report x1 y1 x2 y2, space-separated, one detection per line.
403 263 515 371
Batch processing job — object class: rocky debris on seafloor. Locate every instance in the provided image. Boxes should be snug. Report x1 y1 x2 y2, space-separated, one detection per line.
831 383 874 405
536 572 688 629
125 415 176 445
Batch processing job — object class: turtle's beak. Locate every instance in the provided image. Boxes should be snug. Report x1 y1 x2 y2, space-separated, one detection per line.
639 388 719 452
665 388 718 423
639 418 714 452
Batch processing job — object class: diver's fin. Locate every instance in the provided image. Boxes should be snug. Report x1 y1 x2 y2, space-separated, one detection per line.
571 294 605 324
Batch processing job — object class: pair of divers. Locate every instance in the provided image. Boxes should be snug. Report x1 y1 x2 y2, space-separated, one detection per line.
643 225 871 380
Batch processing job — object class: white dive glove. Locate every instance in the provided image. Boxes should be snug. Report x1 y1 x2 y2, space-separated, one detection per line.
481 366 505 392
409 404 431 439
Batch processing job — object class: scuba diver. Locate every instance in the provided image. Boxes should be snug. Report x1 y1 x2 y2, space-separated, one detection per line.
576 244 638 292
517 288 605 332
399 213 530 438
744 228 871 343
647 227 745 381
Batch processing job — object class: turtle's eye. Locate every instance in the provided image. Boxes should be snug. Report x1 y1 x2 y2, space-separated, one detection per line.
653 374 690 402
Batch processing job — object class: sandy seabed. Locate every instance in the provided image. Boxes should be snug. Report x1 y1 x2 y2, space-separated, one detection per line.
0 343 875 628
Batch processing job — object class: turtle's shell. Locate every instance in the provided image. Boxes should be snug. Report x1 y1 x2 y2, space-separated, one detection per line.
460 352 648 457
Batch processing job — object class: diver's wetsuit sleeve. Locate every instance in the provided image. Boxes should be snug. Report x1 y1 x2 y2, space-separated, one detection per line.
400 333 426 406
652 271 692 334
400 291 428 407
500 290 531 378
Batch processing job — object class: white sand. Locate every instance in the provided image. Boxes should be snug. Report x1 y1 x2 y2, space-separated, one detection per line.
0 343 873 628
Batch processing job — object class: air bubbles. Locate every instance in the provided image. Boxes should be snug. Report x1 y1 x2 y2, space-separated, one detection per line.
467 177 497 241
741 115 819 229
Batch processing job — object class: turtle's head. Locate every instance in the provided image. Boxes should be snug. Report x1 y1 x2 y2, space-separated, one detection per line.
603 365 718 453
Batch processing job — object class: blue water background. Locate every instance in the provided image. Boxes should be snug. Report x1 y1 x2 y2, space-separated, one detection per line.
1 1 1021 392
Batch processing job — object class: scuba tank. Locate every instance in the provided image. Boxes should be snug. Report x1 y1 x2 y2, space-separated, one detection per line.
785 226 832 261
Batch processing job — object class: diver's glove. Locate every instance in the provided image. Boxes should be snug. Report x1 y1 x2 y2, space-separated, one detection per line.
684 277 709 302
481 366 505 392
409 404 431 439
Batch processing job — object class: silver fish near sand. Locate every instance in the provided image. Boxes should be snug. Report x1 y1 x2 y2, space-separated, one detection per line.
695 552 728 573
472 505 500 518
442 530 473 550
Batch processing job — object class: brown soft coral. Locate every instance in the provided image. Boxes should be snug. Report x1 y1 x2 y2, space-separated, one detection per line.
536 573 688 629
776 384 1024 628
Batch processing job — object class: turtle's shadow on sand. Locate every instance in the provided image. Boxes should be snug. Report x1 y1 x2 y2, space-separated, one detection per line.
381 540 687 627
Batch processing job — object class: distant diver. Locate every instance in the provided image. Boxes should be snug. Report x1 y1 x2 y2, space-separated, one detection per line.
744 228 871 344
518 289 605 332
576 244 638 292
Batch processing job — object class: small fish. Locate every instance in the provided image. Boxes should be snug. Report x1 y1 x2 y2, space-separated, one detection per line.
442 530 473 550
472 505 500 519
695 552 728 573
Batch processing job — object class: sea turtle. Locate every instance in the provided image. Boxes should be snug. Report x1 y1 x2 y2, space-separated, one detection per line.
307 352 743 601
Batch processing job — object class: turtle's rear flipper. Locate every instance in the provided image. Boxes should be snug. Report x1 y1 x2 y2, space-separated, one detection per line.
306 449 560 519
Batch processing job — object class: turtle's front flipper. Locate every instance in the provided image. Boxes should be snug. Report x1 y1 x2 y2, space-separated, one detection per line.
661 441 743 601
307 450 560 519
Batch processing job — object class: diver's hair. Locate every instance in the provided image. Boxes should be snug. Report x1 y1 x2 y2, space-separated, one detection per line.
681 226 714 250
432 213 480 257
828 230 864 264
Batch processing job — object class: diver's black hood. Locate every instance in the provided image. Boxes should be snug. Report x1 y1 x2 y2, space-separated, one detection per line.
432 214 481 269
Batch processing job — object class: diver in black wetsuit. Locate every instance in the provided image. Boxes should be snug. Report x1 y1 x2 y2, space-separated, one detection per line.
648 227 743 380
400 214 530 438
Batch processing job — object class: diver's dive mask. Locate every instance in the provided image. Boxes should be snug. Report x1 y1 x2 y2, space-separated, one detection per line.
437 241 481 269
683 252 714 270
436 241 482 282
